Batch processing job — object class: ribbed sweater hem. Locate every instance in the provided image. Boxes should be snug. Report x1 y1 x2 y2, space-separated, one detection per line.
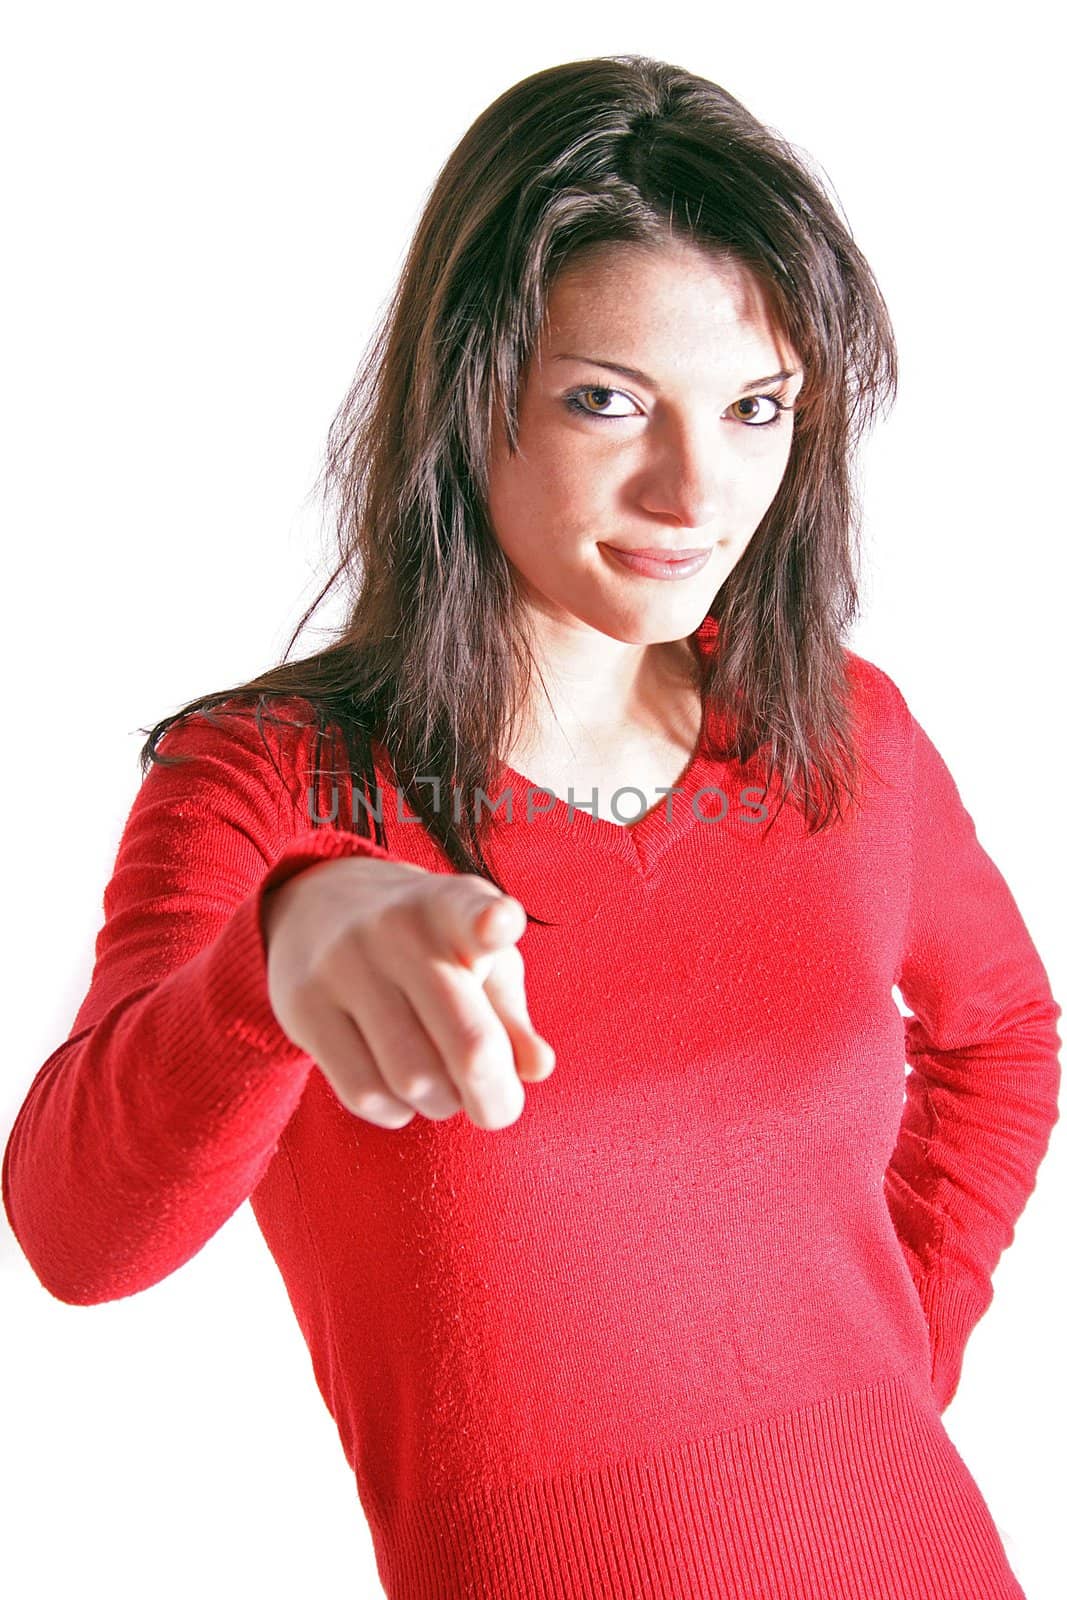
365 1372 1023 1600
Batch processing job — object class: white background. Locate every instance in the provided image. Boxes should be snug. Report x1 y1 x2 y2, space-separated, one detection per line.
2 3 1063 1596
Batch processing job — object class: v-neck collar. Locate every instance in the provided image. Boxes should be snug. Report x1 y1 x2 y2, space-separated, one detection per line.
370 616 725 884
486 614 723 879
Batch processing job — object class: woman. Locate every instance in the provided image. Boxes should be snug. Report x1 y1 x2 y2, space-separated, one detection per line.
3 53 1059 1599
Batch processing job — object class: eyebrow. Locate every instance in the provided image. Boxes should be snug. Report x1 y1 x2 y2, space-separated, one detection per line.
551 353 800 393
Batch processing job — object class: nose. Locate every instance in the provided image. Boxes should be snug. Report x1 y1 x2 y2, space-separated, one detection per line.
639 418 726 530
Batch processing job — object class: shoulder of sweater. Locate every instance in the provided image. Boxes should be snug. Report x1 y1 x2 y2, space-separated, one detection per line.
151 692 323 809
841 647 912 732
839 648 916 791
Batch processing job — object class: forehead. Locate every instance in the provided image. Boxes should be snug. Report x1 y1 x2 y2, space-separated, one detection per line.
538 241 792 363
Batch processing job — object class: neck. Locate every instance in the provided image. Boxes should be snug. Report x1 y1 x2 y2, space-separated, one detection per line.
508 634 700 763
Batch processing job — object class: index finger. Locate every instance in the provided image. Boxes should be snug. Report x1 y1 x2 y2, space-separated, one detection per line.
402 952 530 1129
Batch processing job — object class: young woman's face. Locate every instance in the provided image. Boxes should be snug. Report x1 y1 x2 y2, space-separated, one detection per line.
486 240 804 646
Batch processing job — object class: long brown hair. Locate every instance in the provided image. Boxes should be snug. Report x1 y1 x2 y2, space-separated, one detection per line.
139 53 898 925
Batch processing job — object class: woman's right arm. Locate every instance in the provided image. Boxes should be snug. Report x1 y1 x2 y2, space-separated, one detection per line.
1 701 392 1306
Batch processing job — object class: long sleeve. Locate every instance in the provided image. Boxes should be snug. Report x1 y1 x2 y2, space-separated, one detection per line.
1 702 391 1306
883 695 1062 1412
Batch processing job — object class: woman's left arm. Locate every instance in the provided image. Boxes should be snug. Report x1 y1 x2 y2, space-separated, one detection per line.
882 688 1062 1412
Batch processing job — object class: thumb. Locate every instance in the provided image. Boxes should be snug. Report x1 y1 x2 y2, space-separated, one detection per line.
464 894 527 982
431 883 527 975
446 891 554 1078
473 894 527 947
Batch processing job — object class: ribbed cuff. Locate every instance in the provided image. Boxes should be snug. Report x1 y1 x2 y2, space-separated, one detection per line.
258 824 394 903
917 1271 995 1412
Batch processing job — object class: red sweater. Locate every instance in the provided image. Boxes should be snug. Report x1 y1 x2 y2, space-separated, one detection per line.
3 619 1060 1599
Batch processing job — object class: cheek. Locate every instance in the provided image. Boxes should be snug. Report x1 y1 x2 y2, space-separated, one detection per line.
491 437 589 536
487 457 569 569
487 440 537 527
739 429 794 503
713 436 793 548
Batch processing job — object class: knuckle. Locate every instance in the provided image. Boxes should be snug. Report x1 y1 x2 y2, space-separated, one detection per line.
450 1015 494 1063
345 1084 413 1126
389 1065 441 1101
274 978 323 1040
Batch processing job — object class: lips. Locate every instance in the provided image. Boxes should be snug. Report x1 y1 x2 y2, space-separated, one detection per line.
605 546 711 560
601 544 714 582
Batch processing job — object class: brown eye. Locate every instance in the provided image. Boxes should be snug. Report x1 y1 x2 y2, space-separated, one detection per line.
564 387 638 421
731 393 790 427
564 386 793 426
582 389 613 413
